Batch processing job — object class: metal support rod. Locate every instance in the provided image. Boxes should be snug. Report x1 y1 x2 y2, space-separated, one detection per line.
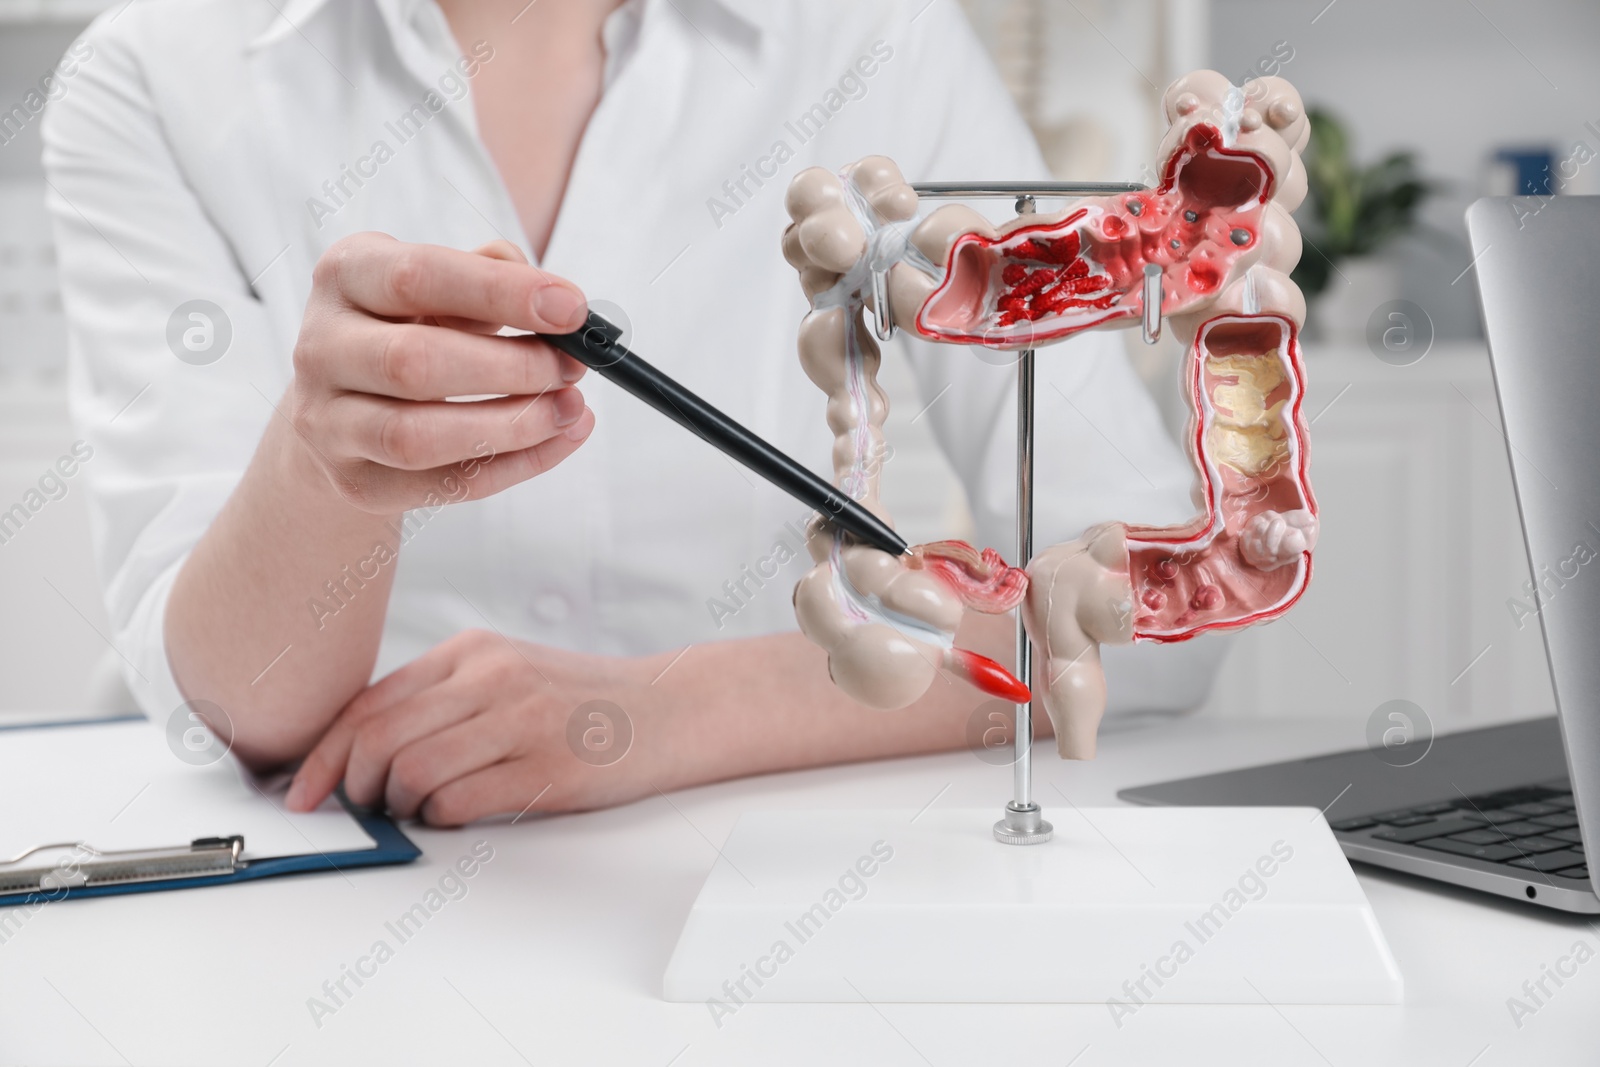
992 338 1051 846
993 197 1053 846
1013 346 1036 809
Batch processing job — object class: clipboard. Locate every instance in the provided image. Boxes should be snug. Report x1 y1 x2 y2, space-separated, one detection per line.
0 715 419 908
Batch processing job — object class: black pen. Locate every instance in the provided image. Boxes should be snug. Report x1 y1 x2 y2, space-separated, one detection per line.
544 311 909 558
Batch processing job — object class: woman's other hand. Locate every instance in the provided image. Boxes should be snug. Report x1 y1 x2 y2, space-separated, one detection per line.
284 631 681 824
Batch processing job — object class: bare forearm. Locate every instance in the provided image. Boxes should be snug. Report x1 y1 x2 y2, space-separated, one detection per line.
648 613 1045 790
166 405 398 767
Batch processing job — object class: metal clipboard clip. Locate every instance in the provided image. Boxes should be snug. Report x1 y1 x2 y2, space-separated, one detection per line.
0 835 244 894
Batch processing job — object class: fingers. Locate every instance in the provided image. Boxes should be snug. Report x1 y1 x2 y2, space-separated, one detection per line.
452 415 596 493
317 233 588 334
286 718 359 813
313 322 586 400
317 389 587 471
335 410 593 514
473 239 528 265
293 235 596 514
286 714 363 812
342 683 481 807
285 649 459 812
426 240 536 334
421 761 550 827
287 627 624 826
385 713 515 820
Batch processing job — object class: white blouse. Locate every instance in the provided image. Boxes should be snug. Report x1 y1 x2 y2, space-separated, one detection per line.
43 0 1207 722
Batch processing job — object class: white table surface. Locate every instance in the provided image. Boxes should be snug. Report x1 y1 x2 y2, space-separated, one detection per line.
2 712 1595 1067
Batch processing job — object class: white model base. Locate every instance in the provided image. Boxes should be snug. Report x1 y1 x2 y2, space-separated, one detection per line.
663 807 1402 1005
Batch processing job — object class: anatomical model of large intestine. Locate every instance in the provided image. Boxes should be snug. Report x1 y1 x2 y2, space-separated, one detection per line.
784 71 1317 760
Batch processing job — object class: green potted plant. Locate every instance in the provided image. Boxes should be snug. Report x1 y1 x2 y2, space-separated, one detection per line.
1291 109 1435 342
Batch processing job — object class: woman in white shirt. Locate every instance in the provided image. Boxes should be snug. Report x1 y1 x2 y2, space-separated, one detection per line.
45 0 1200 824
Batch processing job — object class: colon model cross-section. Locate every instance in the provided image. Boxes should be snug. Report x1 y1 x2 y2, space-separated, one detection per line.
782 71 1317 759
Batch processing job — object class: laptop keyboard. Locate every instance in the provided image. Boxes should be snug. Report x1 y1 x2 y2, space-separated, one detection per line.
1330 784 1589 881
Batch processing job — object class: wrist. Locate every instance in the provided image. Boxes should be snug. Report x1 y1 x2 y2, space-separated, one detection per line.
628 646 721 793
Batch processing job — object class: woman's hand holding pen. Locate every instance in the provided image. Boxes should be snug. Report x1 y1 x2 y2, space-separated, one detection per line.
288 234 596 513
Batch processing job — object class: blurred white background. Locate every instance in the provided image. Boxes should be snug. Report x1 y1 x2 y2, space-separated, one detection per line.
2 0 1593 739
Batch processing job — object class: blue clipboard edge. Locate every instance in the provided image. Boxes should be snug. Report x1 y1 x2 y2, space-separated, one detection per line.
0 803 419 909
0 716 421 909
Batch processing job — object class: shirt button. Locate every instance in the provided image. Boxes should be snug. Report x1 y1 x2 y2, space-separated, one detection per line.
532 592 571 623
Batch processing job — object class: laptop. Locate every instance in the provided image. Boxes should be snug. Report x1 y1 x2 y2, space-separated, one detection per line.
1119 195 1600 913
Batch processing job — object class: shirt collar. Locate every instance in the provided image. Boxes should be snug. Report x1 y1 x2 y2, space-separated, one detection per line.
246 0 411 52
246 0 766 54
